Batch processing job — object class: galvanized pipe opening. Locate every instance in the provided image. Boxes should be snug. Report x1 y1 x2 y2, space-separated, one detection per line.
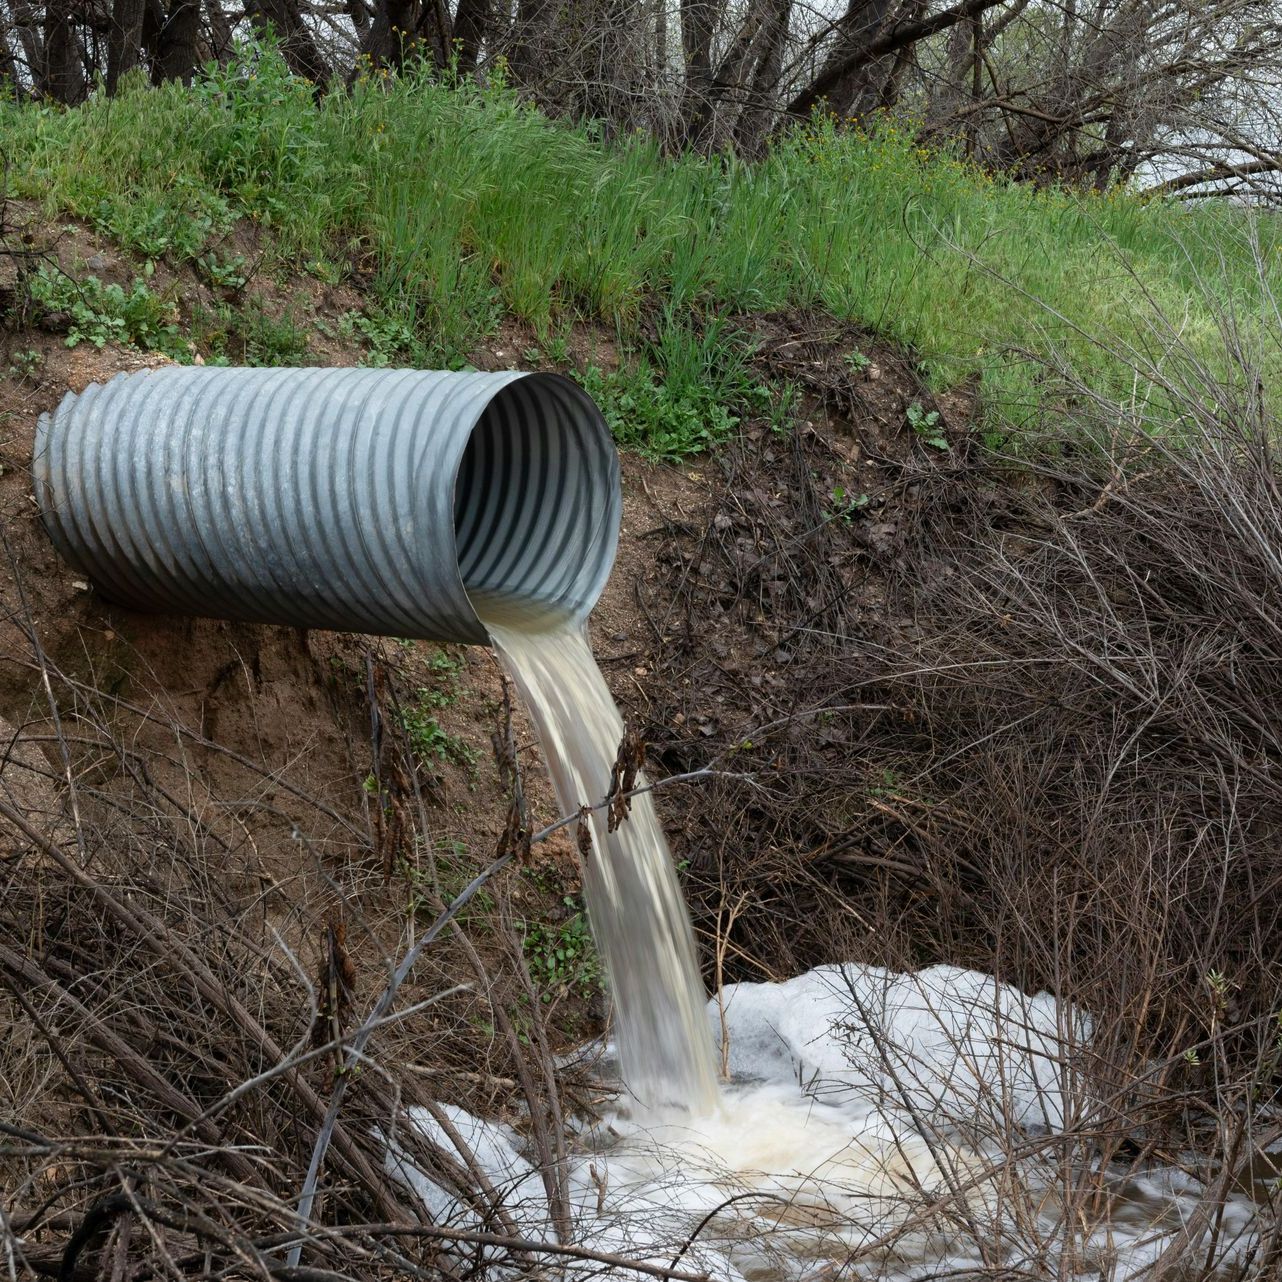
34 367 621 645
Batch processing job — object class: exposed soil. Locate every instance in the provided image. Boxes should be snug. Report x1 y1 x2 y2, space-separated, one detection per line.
0 206 938 947
0 204 940 945
0 369 929 1202
0 206 639 906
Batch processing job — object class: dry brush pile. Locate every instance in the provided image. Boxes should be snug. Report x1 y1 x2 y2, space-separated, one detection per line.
0 629 609 1281
639 322 1282 1268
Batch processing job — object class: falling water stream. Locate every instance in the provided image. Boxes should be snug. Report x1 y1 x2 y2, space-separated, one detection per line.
397 596 1267 1280
475 596 719 1116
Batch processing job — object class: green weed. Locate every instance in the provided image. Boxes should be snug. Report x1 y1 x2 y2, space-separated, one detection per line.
196 251 250 292
188 40 329 228
400 657 474 769
907 407 948 458
400 704 475 768
404 839 494 924
26 266 188 359
521 897 603 1002
236 297 309 365
338 308 415 367
829 485 869 521
907 402 949 451
4 44 1279 445
522 330 572 368
90 191 220 263
6 348 42 378
580 314 767 460
188 294 307 365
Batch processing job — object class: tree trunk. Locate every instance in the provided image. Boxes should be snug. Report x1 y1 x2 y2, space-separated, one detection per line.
925 17 972 130
153 0 199 84
0 5 23 100
347 0 372 37
967 14 982 157
507 0 557 86
247 0 330 85
106 0 146 92
205 0 236 62
812 0 911 124
733 0 790 154
677 0 716 137
453 0 490 72
9 0 43 91
784 0 1008 124
361 0 419 73
43 0 85 101
417 0 452 71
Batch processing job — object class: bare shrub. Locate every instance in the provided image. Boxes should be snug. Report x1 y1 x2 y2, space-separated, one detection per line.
640 304 1282 1274
0 625 596 1281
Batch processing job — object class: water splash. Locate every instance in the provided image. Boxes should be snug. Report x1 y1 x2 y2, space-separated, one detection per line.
445 604 1260 1279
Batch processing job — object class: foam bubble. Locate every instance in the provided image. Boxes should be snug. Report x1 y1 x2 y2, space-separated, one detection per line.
389 964 1257 1281
711 962 1091 1131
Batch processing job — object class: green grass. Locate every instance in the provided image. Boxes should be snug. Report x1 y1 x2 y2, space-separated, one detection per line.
187 294 310 365
397 651 476 769
580 310 772 459
3 41 1279 449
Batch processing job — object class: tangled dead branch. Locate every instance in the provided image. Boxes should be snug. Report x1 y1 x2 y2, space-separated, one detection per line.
0 590 634 1281
639 314 1282 1245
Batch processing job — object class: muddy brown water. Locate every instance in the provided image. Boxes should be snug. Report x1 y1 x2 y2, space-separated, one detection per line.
476 596 720 1116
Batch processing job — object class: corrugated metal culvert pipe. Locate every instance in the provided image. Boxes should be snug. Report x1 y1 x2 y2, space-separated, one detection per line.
34 367 622 644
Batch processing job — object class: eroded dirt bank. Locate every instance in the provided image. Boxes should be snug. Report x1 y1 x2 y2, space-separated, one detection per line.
5 206 1281 1280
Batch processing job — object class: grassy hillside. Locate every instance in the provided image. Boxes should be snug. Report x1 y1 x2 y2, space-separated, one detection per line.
3 44 1279 452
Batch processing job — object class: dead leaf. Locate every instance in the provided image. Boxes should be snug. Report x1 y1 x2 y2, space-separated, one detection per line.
606 727 646 832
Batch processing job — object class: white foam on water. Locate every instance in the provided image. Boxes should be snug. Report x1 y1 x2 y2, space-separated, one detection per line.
711 962 1092 1132
389 966 1260 1281
592 1079 979 1280
386 1103 554 1248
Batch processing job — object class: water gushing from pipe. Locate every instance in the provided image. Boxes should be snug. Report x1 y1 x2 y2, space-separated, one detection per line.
474 594 720 1116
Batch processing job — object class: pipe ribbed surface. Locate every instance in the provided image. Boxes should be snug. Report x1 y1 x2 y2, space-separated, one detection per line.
34 367 621 645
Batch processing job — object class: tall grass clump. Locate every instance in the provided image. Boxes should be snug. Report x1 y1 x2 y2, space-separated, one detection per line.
2 42 1279 442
